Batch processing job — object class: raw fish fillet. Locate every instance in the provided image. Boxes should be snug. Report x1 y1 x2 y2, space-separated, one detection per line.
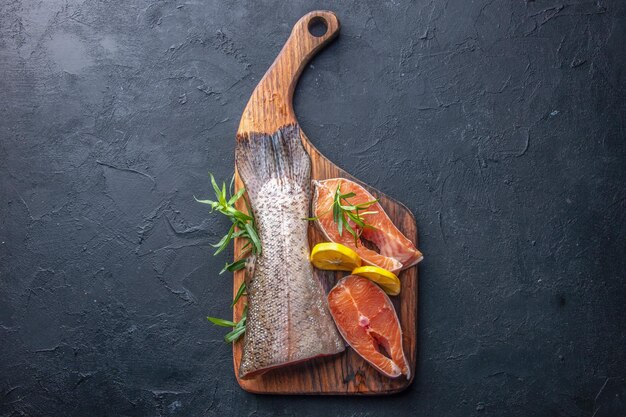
313 178 423 274
235 124 344 379
328 275 410 379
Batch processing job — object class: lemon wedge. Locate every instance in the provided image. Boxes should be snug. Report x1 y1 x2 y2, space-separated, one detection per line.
310 242 362 271
351 266 401 296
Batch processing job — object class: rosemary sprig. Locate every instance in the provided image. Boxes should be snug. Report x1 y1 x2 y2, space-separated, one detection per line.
196 172 258 343
307 180 378 246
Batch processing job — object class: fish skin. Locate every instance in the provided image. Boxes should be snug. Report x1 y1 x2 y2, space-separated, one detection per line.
235 124 344 379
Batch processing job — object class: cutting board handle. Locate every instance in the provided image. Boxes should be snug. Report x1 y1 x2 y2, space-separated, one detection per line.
238 11 340 134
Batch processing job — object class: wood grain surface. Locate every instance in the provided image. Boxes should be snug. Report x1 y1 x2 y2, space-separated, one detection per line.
232 10 419 395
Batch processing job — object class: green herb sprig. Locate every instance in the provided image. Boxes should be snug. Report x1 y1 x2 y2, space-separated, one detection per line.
307 180 378 246
196 172 258 343
194 173 261 259
207 304 247 343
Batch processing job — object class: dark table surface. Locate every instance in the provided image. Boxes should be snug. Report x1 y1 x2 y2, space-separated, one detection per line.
1 1 625 416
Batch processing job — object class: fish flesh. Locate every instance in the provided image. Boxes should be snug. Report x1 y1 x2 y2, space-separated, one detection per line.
235 124 345 379
328 275 410 379
313 178 423 274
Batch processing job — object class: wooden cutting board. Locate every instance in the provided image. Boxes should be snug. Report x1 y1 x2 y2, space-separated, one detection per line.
232 10 419 395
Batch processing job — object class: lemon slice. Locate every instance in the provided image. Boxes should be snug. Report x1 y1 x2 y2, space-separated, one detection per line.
351 266 401 296
310 242 362 271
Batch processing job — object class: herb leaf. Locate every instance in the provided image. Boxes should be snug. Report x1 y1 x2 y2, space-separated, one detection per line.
224 305 247 343
231 281 247 307
207 317 237 327
211 224 235 255
207 303 248 343
224 326 245 343
228 187 247 206
197 173 260 343
244 223 262 255
219 258 247 275
306 180 378 246
196 172 261 259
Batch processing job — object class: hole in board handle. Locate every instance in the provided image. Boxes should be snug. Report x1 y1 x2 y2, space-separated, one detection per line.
308 16 328 37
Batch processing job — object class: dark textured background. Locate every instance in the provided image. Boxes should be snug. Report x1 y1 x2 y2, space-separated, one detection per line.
1 0 625 416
